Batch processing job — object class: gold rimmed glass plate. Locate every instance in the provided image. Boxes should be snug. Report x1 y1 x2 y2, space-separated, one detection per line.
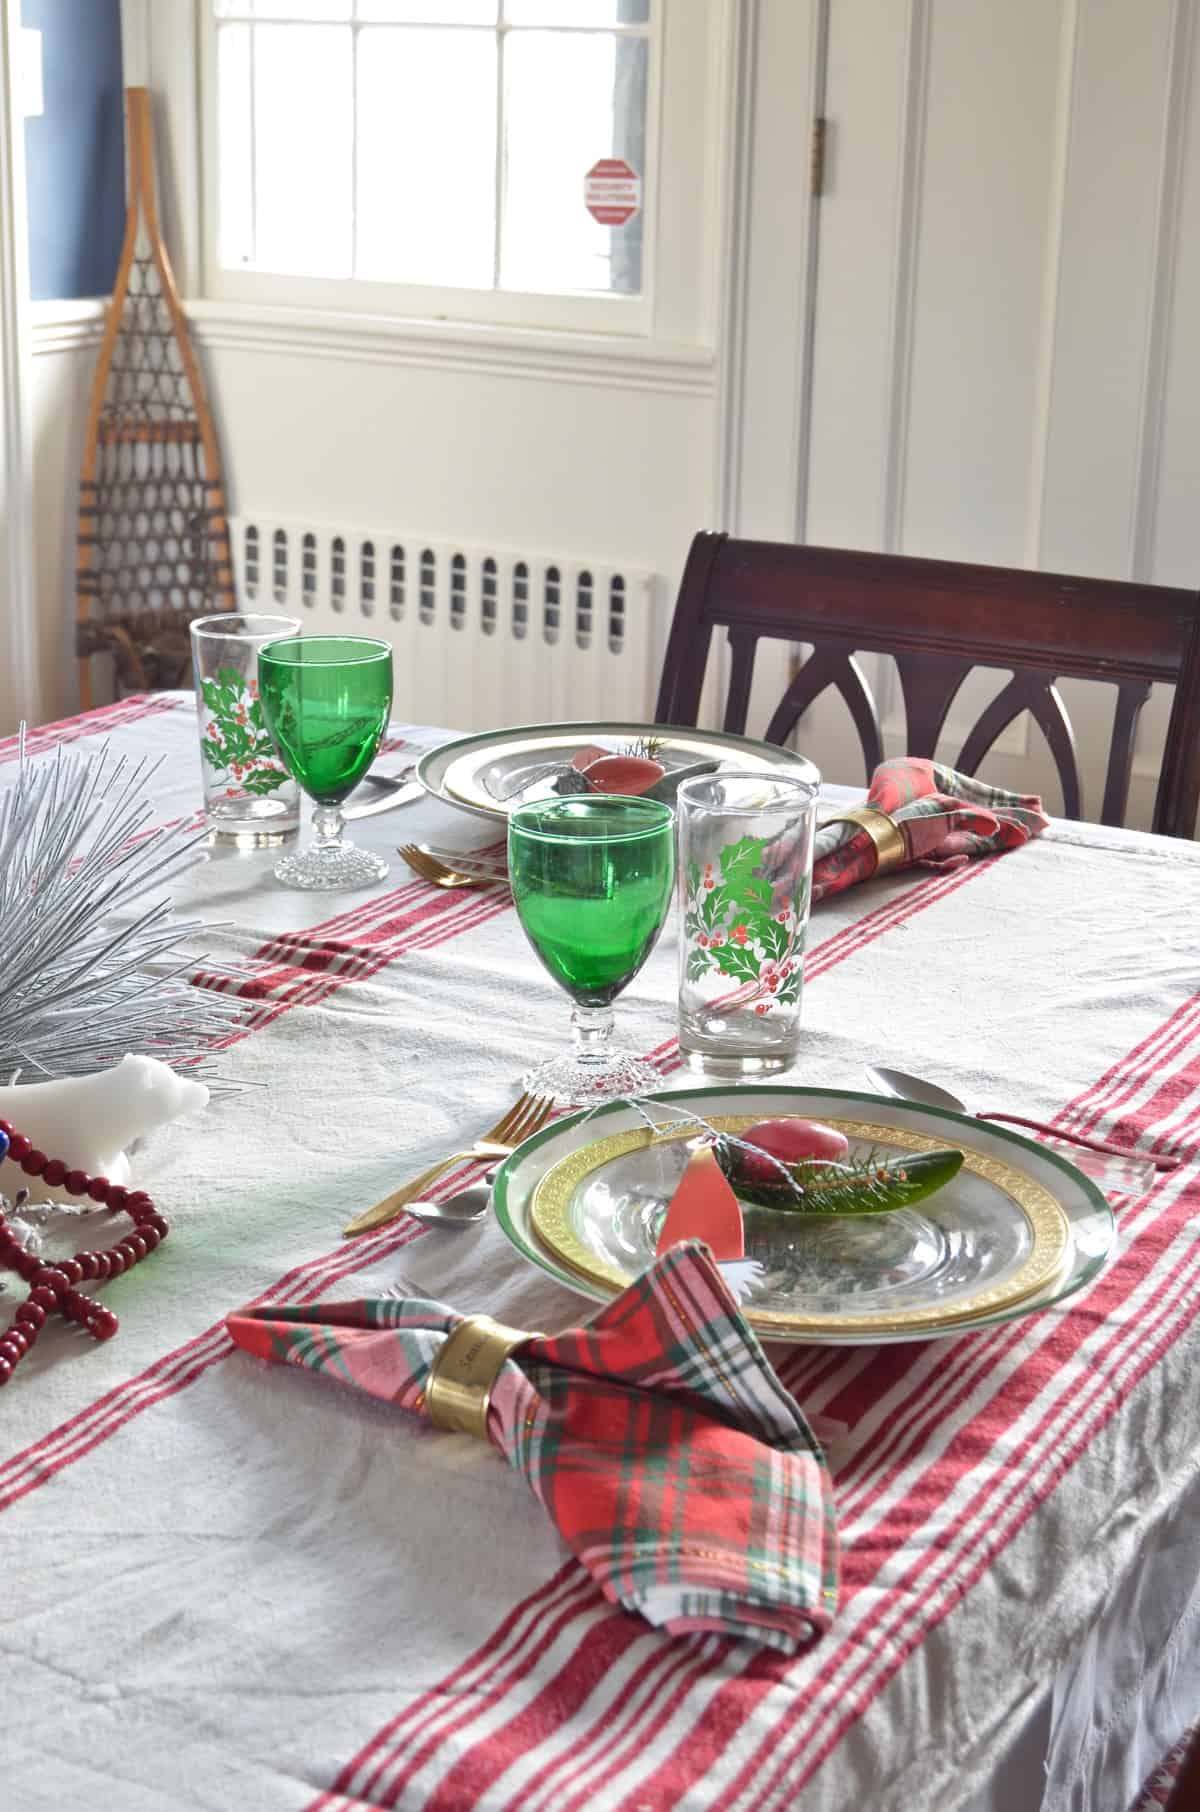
493 1086 1116 1345
416 722 820 823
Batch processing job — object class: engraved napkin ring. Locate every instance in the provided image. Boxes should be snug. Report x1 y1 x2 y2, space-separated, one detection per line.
425 1314 537 1441
826 806 907 875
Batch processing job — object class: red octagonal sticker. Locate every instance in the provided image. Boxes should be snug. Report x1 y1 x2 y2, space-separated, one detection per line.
584 158 642 227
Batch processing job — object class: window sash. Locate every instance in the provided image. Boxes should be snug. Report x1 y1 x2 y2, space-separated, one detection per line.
202 1 658 331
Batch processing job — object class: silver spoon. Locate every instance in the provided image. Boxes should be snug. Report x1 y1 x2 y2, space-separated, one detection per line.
865 1065 1171 1183
403 1173 494 1228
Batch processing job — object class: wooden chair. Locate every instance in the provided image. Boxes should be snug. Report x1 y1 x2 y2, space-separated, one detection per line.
655 532 1200 837
1166 1725 1200 1812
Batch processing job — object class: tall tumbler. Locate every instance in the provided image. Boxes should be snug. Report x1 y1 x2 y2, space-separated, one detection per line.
676 770 820 1075
190 613 302 844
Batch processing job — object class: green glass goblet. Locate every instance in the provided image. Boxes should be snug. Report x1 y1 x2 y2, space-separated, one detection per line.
258 635 393 891
508 795 676 1105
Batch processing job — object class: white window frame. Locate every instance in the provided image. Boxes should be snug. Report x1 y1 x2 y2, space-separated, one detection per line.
198 2 666 336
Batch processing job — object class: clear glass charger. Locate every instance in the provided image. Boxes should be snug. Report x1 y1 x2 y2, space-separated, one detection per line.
492 1086 1116 1345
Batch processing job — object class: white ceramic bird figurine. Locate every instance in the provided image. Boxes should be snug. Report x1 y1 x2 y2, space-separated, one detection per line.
0 1054 208 1197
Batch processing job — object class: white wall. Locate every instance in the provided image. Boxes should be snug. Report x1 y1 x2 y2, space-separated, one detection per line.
27 305 103 723
740 0 1200 825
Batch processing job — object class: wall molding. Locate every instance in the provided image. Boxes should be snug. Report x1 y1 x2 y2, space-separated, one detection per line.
1130 0 1195 580
713 0 757 529
0 0 41 725
880 0 931 554
29 297 107 357
790 0 829 542
185 300 717 397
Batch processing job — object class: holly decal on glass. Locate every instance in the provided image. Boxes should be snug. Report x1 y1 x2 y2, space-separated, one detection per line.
684 835 806 1015
199 667 288 796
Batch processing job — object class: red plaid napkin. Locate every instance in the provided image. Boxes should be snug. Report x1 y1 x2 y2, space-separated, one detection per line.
227 1243 839 1653
811 756 1048 902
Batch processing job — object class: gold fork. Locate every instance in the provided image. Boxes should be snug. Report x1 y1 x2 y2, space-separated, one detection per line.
399 844 507 889
341 1091 555 1236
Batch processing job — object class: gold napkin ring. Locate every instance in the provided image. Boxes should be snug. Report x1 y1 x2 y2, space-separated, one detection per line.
824 806 907 875
425 1315 537 1442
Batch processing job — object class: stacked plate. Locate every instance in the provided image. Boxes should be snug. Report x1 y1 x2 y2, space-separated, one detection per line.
416 721 818 822
493 1086 1116 1344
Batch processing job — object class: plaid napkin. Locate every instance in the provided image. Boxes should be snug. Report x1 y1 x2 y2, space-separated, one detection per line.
811 756 1048 902
227 1243 839 1654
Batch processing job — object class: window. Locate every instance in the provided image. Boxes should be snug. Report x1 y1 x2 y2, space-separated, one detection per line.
207 1 653 327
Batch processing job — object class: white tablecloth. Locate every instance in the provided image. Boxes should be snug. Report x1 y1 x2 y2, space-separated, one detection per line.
2 693 1199 1811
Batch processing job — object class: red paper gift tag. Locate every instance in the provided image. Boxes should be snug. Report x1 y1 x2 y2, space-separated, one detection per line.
656 1145 744 1262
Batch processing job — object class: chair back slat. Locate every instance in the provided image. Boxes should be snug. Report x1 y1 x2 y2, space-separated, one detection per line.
763 649 885 775
656 533 1200 837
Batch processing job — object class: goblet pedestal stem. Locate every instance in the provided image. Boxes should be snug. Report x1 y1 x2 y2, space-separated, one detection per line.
571 1003 614 1065
523 1001 664 1107
313 802 346 855
273 800 390 892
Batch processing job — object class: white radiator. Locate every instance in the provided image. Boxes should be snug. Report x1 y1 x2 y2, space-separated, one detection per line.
229 516 662 732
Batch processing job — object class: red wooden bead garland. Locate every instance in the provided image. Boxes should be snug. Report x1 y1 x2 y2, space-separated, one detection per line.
0 1121 169 1385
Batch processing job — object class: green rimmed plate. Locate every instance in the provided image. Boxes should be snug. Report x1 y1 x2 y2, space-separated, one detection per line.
416 722 820 823
492 1085 1116 1345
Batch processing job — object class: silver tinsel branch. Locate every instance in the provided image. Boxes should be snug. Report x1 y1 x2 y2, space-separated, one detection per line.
0 734 246 1084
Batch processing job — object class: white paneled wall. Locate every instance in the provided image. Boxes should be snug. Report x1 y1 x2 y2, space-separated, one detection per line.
737 0 1200 825
230 516 660 732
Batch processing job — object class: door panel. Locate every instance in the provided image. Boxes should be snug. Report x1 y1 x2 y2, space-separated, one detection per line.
733 0 1200 822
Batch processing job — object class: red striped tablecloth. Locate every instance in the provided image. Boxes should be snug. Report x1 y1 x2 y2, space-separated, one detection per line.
3 695 1199 1812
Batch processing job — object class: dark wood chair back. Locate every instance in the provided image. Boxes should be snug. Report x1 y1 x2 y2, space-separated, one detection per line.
655 532 1200 837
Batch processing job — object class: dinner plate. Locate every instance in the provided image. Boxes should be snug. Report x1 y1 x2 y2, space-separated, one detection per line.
416 722 819 822
492 1086 1116 1344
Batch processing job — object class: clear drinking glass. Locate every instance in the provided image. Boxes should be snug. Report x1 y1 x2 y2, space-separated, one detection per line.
190 613 303 845
508 795 676 1105
676 771 820 1076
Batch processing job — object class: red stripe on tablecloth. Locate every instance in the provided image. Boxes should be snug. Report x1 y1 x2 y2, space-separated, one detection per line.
327 989 1200 1812
302 868 994 1808
306 874 986 1809
562 1102 1200 1812
509 1636 725 1812
320 1569 592 1812
629 860 991 1084
0 883 518 1511
821 1103 1200 1538
358 1586 634 1812
0 693 181 763
1049 985 1200 1145
752 1151 1200 1810
0 860 976 1794
656 1056 1200 1811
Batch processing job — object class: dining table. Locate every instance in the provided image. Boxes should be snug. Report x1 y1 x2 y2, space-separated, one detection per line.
3 689 1199 1812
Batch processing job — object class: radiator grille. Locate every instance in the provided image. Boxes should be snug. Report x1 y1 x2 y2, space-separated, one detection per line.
230 517 660 731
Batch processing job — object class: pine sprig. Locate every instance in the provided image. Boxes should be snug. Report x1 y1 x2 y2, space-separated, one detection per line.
714 1138 963 1216
619 734 666 761
0 735 246 1087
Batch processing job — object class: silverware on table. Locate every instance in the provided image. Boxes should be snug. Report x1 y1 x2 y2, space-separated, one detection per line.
344 769 424 820
401 1172 496 1228
398 844 508 888
865 1064 1167 1189
342 1092 554 1236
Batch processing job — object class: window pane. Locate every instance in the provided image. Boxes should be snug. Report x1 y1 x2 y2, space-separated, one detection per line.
503 2 649 24
356 28 497 287
501 31 645 295
216 2 352 17
254 25 353 275
356 2 496 19
216 25 254 265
